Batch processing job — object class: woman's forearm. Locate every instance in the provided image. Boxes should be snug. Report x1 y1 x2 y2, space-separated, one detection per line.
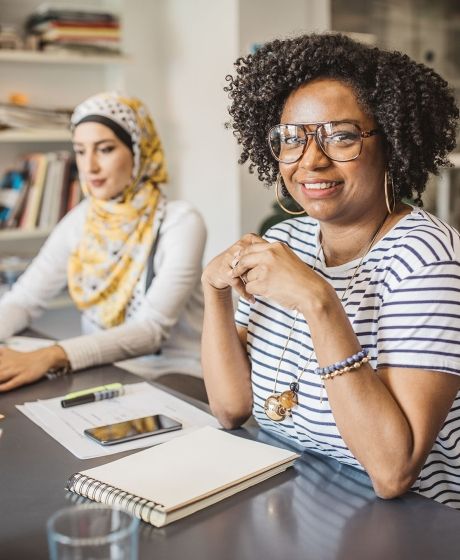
201 285 252 429
59 318 164 371
300 293 416 497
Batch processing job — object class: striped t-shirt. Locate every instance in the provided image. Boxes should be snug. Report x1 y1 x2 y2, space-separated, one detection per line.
235 207 460 508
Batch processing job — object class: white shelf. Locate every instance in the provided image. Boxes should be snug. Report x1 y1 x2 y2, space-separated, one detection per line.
0 228 52 241
0 49 129 65
0 128 71 143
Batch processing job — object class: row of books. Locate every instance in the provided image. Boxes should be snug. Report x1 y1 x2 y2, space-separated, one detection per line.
25 5 121 55
0 151 81 230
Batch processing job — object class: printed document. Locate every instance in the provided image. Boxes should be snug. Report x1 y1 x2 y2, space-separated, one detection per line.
17 382 220 459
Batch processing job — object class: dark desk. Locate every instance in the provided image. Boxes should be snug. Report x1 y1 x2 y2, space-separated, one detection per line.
1 365 460 560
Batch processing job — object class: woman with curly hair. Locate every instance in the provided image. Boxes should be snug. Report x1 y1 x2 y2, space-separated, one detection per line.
202 33 460 507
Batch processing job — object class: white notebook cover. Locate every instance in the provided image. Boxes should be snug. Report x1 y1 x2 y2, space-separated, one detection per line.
68 426 299 526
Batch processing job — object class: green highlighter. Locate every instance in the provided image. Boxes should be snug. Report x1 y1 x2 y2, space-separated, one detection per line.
61 383 124 408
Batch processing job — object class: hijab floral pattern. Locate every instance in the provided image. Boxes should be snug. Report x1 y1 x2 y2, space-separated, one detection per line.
68 92 168 328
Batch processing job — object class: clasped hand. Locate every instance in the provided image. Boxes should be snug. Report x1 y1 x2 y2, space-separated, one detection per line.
203 233 329 312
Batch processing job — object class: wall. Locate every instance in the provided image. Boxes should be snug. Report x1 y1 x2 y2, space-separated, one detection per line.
122 0 240 264
238 0 331 236
122 0 331 261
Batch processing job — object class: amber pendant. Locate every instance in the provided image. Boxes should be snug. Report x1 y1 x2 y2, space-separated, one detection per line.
278 390 298 410
264 394 287 422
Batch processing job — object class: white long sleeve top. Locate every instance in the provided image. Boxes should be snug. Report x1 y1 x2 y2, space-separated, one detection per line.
0 198 206 378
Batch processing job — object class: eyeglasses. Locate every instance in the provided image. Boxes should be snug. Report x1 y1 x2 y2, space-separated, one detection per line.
268 121 380 164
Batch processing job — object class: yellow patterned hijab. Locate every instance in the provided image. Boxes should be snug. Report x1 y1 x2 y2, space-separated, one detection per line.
68 92 168 328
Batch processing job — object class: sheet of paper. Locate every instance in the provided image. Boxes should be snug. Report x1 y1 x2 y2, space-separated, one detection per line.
2 335 55 350
17 382 220 459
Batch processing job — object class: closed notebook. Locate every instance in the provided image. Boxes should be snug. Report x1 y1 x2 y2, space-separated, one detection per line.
66 426 299 527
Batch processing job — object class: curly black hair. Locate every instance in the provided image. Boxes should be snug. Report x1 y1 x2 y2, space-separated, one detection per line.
225 33 459 204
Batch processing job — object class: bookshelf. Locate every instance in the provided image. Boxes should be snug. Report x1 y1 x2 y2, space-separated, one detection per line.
0 0 127 309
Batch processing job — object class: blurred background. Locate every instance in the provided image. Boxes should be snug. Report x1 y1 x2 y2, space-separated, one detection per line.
0 0 458 337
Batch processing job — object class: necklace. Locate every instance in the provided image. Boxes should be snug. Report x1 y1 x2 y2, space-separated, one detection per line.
264 213 389 422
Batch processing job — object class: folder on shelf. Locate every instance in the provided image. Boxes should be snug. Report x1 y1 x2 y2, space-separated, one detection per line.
38 151 70 228
20 153 48 229
37 152 58 229
0 167 28 228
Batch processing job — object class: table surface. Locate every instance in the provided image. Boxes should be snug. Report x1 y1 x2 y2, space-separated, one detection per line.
1 364 460 560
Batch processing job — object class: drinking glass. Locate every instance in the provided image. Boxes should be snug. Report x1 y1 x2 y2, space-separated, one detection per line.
47 504 139 560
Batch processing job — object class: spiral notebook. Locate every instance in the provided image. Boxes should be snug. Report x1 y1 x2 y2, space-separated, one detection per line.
66 426 299 527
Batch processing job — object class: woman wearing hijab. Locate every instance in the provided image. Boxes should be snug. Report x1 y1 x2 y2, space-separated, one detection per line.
0 92 206 392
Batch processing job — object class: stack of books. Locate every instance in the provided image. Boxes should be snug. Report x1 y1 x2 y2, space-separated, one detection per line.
0 151 81 230
25 5 121 55
0 25 23 50
0 102 71 131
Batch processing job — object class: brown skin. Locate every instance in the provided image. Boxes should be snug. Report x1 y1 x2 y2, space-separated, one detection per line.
202 78 460 499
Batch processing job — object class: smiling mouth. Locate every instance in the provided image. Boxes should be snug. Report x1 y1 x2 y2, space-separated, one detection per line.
301 181 343 190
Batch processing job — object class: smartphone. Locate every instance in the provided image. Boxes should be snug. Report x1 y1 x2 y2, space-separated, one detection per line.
84 414 183 445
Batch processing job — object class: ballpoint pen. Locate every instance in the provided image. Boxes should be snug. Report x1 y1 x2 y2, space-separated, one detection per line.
60 383 124 408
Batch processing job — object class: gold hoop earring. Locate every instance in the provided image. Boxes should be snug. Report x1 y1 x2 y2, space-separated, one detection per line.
275 174 306 216
384 171 396 214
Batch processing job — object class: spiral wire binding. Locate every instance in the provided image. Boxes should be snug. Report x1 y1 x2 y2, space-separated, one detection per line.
66 472 165 523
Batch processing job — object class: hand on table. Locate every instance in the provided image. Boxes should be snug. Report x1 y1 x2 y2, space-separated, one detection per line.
0 345 69 392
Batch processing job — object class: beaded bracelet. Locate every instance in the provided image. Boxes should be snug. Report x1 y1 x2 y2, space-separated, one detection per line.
315 349 370 381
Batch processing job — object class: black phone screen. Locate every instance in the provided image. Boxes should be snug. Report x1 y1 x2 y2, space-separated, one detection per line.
84 414 183 445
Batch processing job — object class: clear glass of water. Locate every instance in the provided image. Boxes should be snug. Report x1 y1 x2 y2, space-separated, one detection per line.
47 504 139 560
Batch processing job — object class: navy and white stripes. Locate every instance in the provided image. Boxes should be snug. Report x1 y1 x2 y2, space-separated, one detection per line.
235 207 460 508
